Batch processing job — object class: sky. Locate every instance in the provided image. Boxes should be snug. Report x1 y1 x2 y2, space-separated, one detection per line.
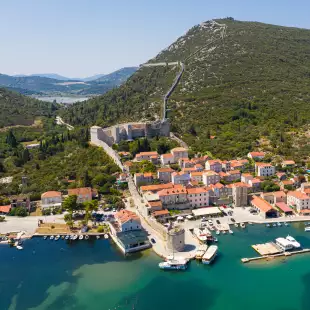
1 0 310 78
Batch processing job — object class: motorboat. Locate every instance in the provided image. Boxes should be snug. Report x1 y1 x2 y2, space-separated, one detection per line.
277 222 282 227
216 231 220 235
61 236 65 240
222 230 226 234
234 223 238 228
72 235 78 240
43 236 47 240
272 223 277 227
96 235 101 239
16 245 23 250
248 222 253 225
159 258 188 270
104 234 109 239
305 227 310 232
266 224 270 227
65 235 69 240
240 223 246 229
50 235 54 240
79 235 84 240
55 235 60 241
85 235 89 240
286 235 301 248
194 228 208 242
202 245 218 265
229 230 233 234
284 222 288 226
195 244 208 260
213 237 218 243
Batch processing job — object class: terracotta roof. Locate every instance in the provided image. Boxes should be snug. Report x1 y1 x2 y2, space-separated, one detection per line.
249 152 265 157
219 172 228 177
273 191 286 197
41 191 62 198
124 161 133 166
171 147 188 152
299 209 310 214
161 153 174 158
232 182 250 188
158 167 174 173
303 188 310 194
203 171 219 176
150 155 158 159
282 180 294 185
0 205 11 213
148 201 163 208
140 183 174 192
275 202 292 213
283 160 295 165
190 171 203 176
187 187 210 194
136 151 158 157
251 196 274 213
116 209 140 224
68 187 92 196
228 170 241 175
182 167 197 172
158 187 187 196
242 173 253 177
288 191 310 200
143 173 153 177
211 183 224 189
152 209 170 216
206 160 222 165
255 162 273 167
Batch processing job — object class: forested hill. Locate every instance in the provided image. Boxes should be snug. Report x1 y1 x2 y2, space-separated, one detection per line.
60 18 310 159
0 88 58 127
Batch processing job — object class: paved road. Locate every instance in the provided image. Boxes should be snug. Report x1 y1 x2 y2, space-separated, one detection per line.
170 132 188 149
56 116 74 131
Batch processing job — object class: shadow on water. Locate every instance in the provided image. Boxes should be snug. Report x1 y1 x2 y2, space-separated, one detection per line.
115 275 219 310
0 238 128 310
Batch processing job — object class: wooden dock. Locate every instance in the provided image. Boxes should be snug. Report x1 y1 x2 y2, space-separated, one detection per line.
241 248 310 263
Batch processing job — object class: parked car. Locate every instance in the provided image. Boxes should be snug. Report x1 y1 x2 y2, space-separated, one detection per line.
104 207 111 212
216 219 221 224
231 217 236 223
151 238 156 244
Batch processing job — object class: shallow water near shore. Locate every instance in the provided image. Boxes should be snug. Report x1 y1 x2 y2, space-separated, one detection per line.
1 223 310 310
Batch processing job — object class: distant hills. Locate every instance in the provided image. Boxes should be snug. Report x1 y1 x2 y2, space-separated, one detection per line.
1 67 138 96
60 18 310 160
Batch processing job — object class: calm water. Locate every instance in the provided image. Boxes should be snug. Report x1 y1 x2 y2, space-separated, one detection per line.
1 223 310 310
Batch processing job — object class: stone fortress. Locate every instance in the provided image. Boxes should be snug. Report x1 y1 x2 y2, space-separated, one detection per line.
91 119 170 146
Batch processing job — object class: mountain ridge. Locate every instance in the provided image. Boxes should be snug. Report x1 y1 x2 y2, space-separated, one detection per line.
60 18 310 160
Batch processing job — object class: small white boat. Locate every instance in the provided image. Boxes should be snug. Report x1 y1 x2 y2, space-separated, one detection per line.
16 245 23 250
104 234 109 239
96 235 100 239
50 235 54 240
305 227 310 232
159 258 188 270
222 230 226 234
43 236 47 240
79 235 84 240
55 235 60 241
272 223 277 227
277 222 282 227
202 245 218 265
229 230 233 234
72 235 78 240
216 231 220 235
234 223 238 228
248 222 253 225
85 235 89 240
65 235 69 240
213 237 218 243
266 224 270 227
284 222 288 226
194 228 209 242
286 235 301 248
240 223 245 229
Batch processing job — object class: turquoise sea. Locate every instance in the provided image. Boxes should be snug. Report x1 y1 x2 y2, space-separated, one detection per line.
1 223 310 310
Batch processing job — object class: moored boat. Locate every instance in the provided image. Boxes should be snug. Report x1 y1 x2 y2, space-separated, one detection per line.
104 234 109 239
159 258 188 270
286 235 301 248
65 235 69 240
229 229 233 234
85 235 89 240
202 245 218 265
305 227 310 232
266 224 270 227
55 235 60 241
43 236 47 240
277 222 282 227
272 223 277 227
193 228 208 242
240 223 246 229
50 235 54 240
234 223 238 228
79 235 84 240
72 235 78 240
16 245 23 250
96 235 100 239
195 244 208 260
216 231 220 235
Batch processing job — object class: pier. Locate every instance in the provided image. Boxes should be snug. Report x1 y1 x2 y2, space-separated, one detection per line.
241 248 310 263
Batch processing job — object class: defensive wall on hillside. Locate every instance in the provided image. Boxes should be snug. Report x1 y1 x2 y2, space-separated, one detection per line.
90 119 170 147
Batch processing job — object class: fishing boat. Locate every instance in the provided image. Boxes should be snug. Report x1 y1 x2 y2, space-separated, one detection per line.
240 223 246 229
234 223 238 228
159 258 188 270
104 234 109 239
85 235 89 240
96 235 100 239
55 235 60 241
43 236 47 240
202 245 218 265
50 235 54 240
277 222 282 227
286 235 301 248
216 231 220 235
79 235 84 240
229 229 233 234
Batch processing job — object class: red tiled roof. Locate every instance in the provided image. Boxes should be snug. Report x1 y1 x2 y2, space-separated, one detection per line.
152 209 170 216
116 209 140 224
140 183 174 192
288 191 310 200
251 196 274 213
68 187 92 196
0 205 11 213
275 202 292 213
158 167 174 173
161 153 174 158
273 191 286 197
255 162 273 167
148 201 163 208
171 147 188 152
158 187 187 196
187 187 210 194
249 152 265 157
41 191 62 198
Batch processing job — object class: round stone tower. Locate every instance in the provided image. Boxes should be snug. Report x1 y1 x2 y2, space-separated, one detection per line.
167 226 185 252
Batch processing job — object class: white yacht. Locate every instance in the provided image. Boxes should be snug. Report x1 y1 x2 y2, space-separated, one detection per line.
194 228 208 242
159 258 188 270
229 229 233 234
286 235 301 248
305 227 310 232
202 245 218 265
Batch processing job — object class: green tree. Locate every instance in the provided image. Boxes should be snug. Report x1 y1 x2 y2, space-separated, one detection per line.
63 195 78 213
6 130 18 148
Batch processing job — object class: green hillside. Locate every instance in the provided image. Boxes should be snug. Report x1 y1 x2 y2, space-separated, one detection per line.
0 88 58 127
60 18 310 160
